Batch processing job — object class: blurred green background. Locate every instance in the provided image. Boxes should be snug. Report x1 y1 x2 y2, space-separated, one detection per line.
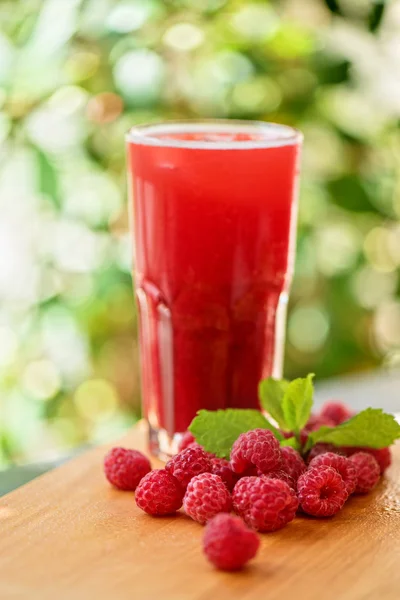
0 0 399 467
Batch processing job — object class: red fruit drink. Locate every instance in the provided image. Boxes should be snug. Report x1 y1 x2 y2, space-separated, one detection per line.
127 121 302 456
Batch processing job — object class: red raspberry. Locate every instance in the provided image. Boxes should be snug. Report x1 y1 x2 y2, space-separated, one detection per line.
230 429 281 475
281 446 306 482
178 431 196 452
308 452 357 495
166 446 211 489
183 473 232 524
203 514 260 571
210 457 238 492
368 447 391 474
362 447 391 474
307 443 344 463
104 447 151 491
349 452 380 494
240 465 259 477
232 476 298 532
135 469 184 515
306 413 336 430
297 466 348 517
342 446 392 475
263 469 295 490
319 401 353 425
187 442 204 451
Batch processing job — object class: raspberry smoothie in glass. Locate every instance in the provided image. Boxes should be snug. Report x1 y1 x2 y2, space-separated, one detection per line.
126 120 302 456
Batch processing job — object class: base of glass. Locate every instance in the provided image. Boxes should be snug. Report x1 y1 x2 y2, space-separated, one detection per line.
148 424 183 460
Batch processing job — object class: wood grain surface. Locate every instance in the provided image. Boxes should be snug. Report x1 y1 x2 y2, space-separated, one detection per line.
0 421 399 600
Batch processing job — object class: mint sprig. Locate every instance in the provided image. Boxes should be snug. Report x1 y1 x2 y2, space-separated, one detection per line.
189 409 283 459
304 408 400 452
259 378 289 429
282 373 315 435
189 374 400 458
280 436 301 451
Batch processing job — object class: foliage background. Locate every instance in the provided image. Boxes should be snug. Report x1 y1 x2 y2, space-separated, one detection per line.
0 0 399 466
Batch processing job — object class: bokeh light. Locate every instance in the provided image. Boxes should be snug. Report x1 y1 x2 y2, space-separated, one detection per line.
288 304 330 354
22 359 61 401
163 23 205 52
74 379 119 422
106 1 153 34
230 4 278 41
113 49 165 103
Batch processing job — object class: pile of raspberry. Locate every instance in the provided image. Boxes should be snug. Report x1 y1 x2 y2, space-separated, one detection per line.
103 401 392 572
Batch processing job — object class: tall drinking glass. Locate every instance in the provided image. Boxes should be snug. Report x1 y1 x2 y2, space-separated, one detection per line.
126 120 302 457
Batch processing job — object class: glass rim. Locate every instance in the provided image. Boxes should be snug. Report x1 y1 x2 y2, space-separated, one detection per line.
126 119 302 150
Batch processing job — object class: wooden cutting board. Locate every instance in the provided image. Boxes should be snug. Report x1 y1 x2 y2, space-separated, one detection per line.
0 421 399 600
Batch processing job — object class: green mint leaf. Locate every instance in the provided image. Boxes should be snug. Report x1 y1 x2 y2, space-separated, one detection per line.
304 408 400 452
280 436 300 451
189 409 283 459
258 377 289 429
281 373 315 434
